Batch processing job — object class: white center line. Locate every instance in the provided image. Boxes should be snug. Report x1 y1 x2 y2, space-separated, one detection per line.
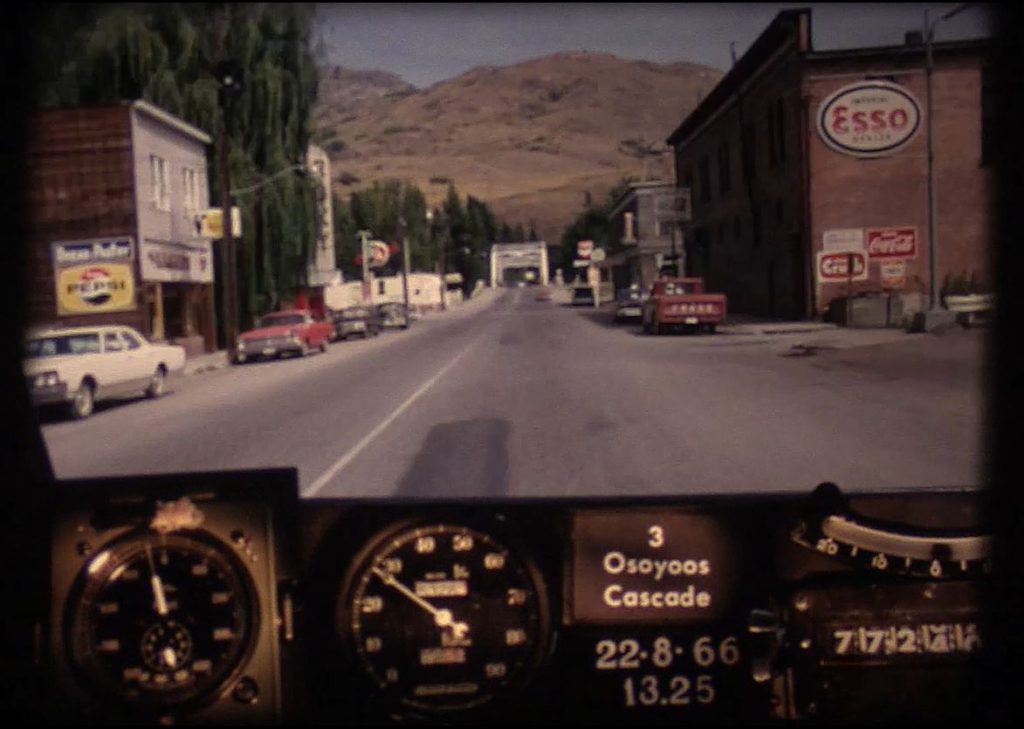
302 338 481 497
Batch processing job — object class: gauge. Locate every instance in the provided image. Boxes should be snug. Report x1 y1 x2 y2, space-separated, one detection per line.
790 483 993 578
64 530 259 712
339 522 550 712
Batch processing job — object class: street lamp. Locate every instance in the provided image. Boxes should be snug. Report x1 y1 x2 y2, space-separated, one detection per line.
922 3 971 327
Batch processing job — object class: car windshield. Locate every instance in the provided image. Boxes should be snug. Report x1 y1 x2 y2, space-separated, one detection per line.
259 314 305 328
25 333 102 358
21 2 994 504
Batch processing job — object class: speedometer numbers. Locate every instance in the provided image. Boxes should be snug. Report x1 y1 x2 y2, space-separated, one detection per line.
340 523 551 712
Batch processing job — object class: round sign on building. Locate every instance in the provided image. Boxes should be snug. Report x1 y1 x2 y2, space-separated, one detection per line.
816 80 922 158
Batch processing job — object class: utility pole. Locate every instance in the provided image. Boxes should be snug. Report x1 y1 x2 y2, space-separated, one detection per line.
920 3 971 330
212 13 242 352
399 217 411 322
357 229 372 304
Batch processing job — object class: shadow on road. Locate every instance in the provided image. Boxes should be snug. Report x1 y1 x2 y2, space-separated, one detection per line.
395 419 511 498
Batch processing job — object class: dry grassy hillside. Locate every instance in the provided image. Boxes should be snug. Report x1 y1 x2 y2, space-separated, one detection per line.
313 52 724 242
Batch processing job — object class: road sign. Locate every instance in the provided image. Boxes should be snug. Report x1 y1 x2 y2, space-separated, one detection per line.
573 259 591 268
590 248 607 263
816 250 868 283
577 240 594 259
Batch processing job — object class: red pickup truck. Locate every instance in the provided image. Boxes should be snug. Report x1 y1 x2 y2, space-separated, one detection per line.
641 277 727 334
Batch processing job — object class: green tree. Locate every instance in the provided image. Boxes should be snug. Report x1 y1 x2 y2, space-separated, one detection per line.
33 3 321 332
559 180 630 281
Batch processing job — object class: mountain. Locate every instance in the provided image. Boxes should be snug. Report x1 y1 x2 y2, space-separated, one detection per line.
313 52 725 243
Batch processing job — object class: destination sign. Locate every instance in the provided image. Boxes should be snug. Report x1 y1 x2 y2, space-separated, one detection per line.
571 511 739 624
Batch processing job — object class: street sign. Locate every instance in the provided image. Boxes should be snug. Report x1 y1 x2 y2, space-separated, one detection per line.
577 240 594 259
194 208 242 239
816 250 868 283
573 259 591 268
591 248 607 263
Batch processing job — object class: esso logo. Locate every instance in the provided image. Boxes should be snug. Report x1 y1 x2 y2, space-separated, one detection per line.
817 81 921 157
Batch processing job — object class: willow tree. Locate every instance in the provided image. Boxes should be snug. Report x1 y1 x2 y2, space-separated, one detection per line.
32 3 320 331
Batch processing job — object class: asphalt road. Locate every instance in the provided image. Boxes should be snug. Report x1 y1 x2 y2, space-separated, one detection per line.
40 288 988 498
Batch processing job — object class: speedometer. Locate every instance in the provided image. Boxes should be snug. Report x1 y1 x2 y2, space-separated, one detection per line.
339 522 551 711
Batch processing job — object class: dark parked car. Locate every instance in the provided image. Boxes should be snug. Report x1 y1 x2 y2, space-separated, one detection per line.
331 306 383 340
377 302 410 329
571 286 595 306
613 287 646 322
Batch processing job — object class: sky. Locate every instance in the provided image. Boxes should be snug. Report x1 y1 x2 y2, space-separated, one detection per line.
314 3 995 88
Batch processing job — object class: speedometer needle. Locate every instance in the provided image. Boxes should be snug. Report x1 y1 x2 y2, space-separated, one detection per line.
145 545 169 616
372 566 470 638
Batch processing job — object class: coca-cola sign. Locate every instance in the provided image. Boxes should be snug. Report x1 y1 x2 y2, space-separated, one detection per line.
816 251 868 283
867 227 917 260
817 81 921 158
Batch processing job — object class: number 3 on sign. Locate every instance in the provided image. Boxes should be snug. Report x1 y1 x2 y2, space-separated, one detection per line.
648 526 664 548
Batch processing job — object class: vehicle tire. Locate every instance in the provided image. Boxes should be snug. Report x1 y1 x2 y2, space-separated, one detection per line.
146 366 167 398
652 319 661 336
320 339 328 353
70 380 95 420
300 340 311 357
707 323 717 334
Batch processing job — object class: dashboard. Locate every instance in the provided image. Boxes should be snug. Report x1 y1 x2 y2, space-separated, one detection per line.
40 469 992 724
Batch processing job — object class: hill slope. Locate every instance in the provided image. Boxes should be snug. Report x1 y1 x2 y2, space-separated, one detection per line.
313 52 724 242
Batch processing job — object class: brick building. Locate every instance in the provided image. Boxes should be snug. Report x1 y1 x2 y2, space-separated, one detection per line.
25 100 217 353
666 8 994 321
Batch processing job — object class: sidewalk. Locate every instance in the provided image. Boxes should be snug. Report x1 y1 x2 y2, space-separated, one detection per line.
183 350 229 376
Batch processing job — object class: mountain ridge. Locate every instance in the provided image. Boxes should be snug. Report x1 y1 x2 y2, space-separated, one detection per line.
313 52 725 242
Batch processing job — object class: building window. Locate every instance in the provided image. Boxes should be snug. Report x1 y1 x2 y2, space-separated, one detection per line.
182 168 200 211
150 155 168 210
698 155 711 203
377 280 386 295
982 66 996 167
717 143 732 195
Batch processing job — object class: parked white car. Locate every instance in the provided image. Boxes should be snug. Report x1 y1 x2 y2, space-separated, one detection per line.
23 325 187 419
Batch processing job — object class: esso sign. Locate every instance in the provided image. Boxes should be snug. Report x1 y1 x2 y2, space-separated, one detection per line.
817 81 921 158
817 251 868 282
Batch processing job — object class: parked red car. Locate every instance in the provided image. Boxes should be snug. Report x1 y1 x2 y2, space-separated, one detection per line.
642 277 727 334
233 309 334 364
